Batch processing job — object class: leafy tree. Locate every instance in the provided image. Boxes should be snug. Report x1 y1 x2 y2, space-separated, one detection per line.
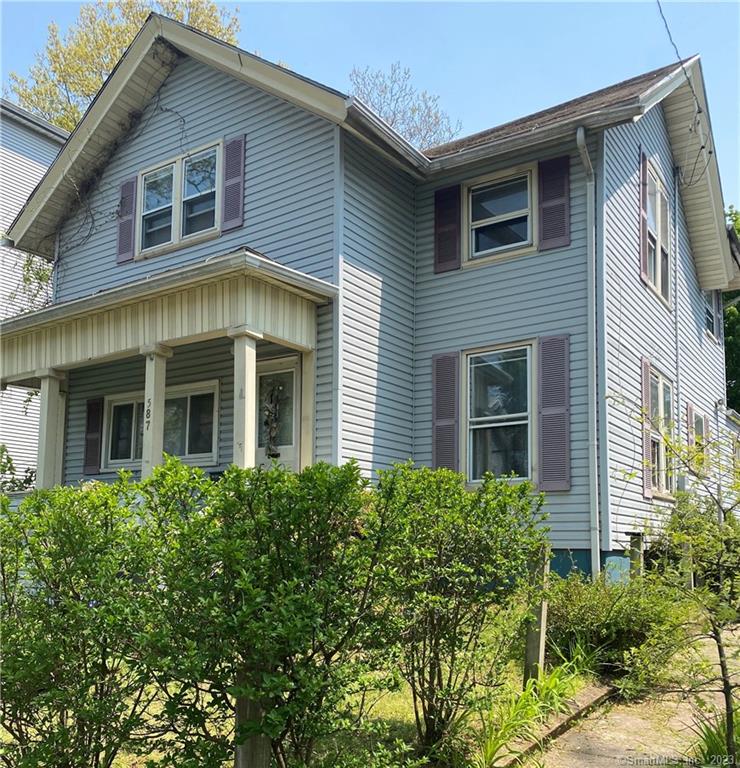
349 62 461 150
8 0 240 132
0 444 35 493
724 207 740 410
0 478 159 767
374 464 547 754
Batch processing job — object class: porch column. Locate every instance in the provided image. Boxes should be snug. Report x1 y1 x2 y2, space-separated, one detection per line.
229 327 258 468
36 368 66 489
140 344 172 479
300 351 315 469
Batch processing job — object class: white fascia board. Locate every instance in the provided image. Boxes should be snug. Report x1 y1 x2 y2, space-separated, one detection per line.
0 248 337 336
158 17 348 125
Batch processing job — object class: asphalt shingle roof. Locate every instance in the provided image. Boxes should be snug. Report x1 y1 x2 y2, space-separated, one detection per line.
424 60 688 159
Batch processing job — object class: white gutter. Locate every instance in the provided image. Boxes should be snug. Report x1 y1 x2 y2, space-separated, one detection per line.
577 126 601 577
0 247 338 335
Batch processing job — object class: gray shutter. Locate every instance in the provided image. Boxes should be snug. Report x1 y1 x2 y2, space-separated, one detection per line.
639 148 649 283
434 185 461 273
687 403 695 445
538 335 571 491
222 134 245 232
116 177 137 264
432 352 459 470
641 357 653 499
83 398 104 475
538 156 570 251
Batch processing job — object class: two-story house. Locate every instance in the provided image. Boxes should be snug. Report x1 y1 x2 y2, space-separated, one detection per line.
1 15 737 575
0 100 66 481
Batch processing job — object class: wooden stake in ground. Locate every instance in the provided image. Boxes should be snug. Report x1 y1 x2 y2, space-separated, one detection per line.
524 546 550 685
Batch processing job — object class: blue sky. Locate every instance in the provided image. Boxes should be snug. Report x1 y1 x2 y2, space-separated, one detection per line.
1 1 738 204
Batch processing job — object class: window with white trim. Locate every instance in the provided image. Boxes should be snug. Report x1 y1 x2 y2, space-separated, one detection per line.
105 382 218 468
646 167 671 302
648 368 674 495
703 291 718 337
466 345 531 481
139 144 220 255
467 172 532 260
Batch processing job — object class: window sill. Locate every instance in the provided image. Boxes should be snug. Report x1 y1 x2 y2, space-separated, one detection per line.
134 228 221 262
704 329 721 345
651 491 676 503
642 280 672 312
462 243 537 270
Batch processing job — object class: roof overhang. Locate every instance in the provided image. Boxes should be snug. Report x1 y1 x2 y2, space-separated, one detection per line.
653 58 735 290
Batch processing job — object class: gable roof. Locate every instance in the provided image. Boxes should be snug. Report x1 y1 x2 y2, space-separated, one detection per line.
425 60 691 160
5 14 734 289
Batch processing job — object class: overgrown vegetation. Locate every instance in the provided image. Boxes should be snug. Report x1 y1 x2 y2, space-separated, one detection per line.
0 460 547 767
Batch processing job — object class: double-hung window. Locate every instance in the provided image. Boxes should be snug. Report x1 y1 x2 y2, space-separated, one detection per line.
466 345 531 481
648 368 674 495
646 168 671 302
703 291 718 337
468 172 532 260
105 382 218 468
139 144 220 255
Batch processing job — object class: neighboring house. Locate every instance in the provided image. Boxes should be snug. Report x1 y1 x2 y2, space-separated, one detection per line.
0 100 66 481
1 15 737 574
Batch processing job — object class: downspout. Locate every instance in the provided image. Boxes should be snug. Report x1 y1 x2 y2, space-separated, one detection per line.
672 167 682 487
576 126 601 577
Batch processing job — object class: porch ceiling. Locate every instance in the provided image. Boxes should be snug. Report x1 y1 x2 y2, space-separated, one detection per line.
0 248 336 384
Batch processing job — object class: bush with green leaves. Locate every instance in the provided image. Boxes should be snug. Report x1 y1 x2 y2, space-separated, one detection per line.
546 570 687 687
375 464 548 753
138 458 397 768
0 478 159 767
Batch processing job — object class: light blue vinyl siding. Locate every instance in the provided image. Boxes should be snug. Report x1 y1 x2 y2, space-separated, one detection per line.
340 134 415 474
602 104 727 548
414 143 595 549
0 112 62 479
55 55 337 302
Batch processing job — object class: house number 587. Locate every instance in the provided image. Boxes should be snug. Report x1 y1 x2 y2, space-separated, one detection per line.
145 398 152 431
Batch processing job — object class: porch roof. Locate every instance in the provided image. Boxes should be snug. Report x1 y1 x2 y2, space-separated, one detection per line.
0 248 336 386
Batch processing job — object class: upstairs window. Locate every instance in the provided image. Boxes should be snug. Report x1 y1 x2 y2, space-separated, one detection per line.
183 148 218 236
645 167 671 302
138 143 221 256
703 291 718 337
468 172 532 260
142 165 175 250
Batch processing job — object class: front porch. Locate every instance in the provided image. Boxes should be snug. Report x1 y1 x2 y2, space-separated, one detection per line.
0 249 336 487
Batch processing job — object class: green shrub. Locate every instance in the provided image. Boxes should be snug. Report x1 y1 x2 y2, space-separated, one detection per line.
0 478 158 767
546 571 686 685
376 464 548 752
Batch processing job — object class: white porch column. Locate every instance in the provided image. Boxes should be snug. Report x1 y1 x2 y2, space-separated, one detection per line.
140 344 172 479
36 368 66 489
300 351 315 469
228 327 258 468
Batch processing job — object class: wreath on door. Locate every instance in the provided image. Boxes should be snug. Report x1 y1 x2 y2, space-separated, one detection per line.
262 379 288 459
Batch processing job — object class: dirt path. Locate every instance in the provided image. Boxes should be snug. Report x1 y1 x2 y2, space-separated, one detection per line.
538 631 740 768
538 693 698 768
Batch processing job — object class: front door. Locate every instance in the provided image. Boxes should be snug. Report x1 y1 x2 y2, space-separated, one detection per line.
256 356 300 470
